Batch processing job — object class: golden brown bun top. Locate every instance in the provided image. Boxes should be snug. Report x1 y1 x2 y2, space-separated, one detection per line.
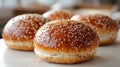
43 9 73 20
34 19 99 53
71 14 119 33
2 14 49 41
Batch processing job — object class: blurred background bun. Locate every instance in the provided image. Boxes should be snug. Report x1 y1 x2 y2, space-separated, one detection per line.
43 9 73 20
71 14 119 45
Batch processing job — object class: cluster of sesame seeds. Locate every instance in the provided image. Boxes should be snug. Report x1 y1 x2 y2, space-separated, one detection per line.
79 14 118 32
35 20 99 50
3 14 49 40
43 9 73 20
71 14 119 38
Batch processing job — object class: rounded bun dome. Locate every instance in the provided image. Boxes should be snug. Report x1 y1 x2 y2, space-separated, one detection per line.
2 14 49 50
34 19 99 64
71 14 119 45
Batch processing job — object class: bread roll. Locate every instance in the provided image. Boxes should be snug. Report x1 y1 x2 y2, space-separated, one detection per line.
71 14 119 45
43 9 73 20
34 19 99 63
2 14 49 50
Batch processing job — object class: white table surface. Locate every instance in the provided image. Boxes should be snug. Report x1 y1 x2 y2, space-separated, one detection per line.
0 31 120 67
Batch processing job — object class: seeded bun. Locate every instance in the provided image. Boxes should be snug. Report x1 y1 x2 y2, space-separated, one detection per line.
43 9 73 20
34 19 99 64
2 14 49 50
71 14 119 45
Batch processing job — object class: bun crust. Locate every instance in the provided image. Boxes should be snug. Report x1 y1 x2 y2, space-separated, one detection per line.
2 14 49 50
43 9 73 20
34 19 99 63
71 14 119 45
